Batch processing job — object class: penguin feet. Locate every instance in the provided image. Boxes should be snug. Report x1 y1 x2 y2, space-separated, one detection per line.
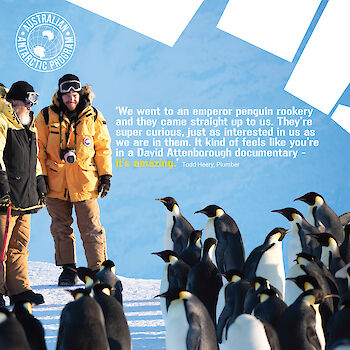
58 264 78 286
9 290 44 305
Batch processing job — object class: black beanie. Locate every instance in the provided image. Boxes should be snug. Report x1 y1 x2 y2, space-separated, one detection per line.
58 74 80 88
6 81 34 102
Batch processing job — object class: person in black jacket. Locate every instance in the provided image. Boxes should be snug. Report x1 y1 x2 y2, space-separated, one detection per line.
0 81 47 306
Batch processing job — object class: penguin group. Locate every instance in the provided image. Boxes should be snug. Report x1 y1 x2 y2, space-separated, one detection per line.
0 259 131 350
155 193 350 350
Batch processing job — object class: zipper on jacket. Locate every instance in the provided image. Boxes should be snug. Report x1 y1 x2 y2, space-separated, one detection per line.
64 188 67 198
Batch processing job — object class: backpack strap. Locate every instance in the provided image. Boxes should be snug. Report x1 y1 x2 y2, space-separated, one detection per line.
92 107 98 122
43 107 50 125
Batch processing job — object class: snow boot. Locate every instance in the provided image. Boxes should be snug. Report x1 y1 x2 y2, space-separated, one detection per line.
58 264 78 286
10 290 44 305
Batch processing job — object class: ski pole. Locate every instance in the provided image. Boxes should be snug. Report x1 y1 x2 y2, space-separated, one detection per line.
0 202 11 273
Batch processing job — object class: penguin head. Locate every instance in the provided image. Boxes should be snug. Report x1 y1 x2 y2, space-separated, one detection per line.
265 227 289 243
286 275 321 292
253 277 270 291
92 283 112 297
257 288 280 303
194 205 225 218
311 232 339 249
156 288 191 303
69 288 91 300
296 252 316 265
202 238 217 261
271 208 304 222
223 269 244 283
101 259 117 274
13 301 33 315
77 267 99 288
294 192 324 207
299 289 325 305
155 197 179 214
338 292 350 310
152 250 179 264
189 230 203 248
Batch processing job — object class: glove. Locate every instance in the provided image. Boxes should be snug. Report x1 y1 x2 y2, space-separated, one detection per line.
0 193 10 205
98 175 111 198
38 193 46 206
37 175 49 194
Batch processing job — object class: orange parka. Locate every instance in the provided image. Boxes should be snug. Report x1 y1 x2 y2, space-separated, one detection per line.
35 86 112 202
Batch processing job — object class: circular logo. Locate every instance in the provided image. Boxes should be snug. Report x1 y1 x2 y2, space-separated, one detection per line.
15 12 76 72
83 137 92 147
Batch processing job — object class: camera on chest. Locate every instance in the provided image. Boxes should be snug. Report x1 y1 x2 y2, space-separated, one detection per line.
60 148 76 164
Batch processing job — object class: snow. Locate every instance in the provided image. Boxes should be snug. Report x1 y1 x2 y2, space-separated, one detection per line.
13 261 166 350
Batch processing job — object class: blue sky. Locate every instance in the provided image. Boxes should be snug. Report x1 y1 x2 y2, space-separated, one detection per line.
1 0 349 278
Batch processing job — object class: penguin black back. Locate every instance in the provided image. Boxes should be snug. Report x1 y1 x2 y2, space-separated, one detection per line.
179 230 202 267
186 238 223 324
0 307 30 350
56 288 109 350
12 302 46 350
92 283 131 350
96 260 123 305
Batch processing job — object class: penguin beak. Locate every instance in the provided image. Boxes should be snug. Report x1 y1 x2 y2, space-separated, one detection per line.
152 252 162 256
271 209 283 214
294 196 306 202
194 209 207 215
279 229 290 241
323 294 340 300
155 198 166 204
155 292 167 298
285 277 297 282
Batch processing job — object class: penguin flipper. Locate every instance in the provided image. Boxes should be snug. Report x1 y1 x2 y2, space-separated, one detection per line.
339 212 350 226
244 244 273 282
306 322 322 350
216 305 233 343
186 315 201 350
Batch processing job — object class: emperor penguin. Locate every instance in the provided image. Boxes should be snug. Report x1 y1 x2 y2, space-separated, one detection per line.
96 260 123 305
77 267 99 292
221 313 280 350
92 283 131 350
152 250 190 319
272 208 321 268
244 276 283 314
216 270 251 344
56 288 110 350
285 275 333 338
179 230 202 267
244 227 288 298
186 238 223 324
277 289 327 350
12 301 47 350
159 289 218 350
252 288 287 329
326 290 350 349
334 264 350 291
156 197 194 255
0 307 30 349
195 205 245 274
295 192 346 243
340 225 350 264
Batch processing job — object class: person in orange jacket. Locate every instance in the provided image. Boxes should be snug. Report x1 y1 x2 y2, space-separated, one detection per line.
35 74 112 286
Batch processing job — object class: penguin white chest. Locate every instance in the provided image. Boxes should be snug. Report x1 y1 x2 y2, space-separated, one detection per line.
221 314 271 350
313 304 325 350
287 230 302 268
166 301 189 350
205 218 217 266
160 264 170 320
164 212 175 250
256 242 285 298
216 283 227 325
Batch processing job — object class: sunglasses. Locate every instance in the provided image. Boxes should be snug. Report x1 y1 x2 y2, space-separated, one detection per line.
59 80 82 94
25 91 39 106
